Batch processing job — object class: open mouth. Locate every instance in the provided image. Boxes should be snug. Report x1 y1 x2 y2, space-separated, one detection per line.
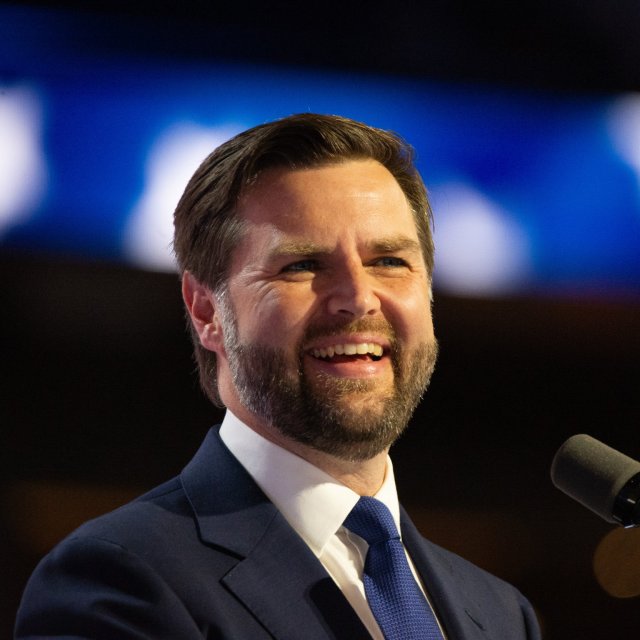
310 342 385 362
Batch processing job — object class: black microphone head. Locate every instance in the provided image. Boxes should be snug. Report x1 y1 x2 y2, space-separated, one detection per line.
551 434 640 524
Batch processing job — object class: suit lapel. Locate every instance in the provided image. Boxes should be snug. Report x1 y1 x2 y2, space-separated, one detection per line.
180 428 370 640
222 511 370 640
401 508 489 640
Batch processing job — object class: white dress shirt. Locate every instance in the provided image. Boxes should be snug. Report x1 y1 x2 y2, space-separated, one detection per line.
220 410 446 639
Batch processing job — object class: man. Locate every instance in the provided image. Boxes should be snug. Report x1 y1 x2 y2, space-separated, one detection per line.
16 114 540 639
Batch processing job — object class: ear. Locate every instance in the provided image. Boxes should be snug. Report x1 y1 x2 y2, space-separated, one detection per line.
182 271 224 352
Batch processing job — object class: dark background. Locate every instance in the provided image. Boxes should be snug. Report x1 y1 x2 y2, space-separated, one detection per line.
3 1 640 638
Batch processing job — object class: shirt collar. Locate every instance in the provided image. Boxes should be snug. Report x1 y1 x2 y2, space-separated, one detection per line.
219 410 402 557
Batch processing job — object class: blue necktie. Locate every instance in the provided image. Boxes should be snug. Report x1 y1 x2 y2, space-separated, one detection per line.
344 497 444 640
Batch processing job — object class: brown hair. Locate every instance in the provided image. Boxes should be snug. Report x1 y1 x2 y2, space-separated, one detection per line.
173 113 434 405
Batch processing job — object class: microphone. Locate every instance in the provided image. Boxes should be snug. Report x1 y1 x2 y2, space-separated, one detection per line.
550 434 640 528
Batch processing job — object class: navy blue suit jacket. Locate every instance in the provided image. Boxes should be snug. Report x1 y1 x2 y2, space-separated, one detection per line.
16 428 541 639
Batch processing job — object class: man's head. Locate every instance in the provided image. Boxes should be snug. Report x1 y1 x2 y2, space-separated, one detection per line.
174 113 435 411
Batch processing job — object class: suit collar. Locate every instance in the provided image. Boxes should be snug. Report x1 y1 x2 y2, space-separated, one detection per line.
180 426 277 556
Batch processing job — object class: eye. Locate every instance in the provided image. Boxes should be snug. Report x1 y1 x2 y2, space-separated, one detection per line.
373 256 409 268
281 259 319 273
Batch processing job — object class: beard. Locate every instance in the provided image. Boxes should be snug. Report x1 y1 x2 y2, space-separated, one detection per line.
217 298 438 462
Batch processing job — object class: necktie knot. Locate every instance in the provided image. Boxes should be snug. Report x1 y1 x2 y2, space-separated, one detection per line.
344 496 399 545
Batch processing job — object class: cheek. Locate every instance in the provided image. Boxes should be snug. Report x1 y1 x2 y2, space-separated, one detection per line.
388 285 434 341
236 286 316 345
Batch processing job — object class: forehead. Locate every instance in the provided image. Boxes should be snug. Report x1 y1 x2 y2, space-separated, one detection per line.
237 160 416 238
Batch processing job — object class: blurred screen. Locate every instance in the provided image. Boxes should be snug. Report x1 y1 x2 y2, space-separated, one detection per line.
1 5 639 298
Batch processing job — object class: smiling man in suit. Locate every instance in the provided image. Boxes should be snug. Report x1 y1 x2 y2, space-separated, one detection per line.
16 114 541 639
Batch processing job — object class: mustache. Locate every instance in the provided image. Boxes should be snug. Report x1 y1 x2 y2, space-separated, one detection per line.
301 317 397 347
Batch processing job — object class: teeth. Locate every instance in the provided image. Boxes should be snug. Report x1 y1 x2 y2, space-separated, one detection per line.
311 343 384 359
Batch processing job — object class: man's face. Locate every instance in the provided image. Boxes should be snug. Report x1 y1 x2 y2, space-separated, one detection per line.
216 159 437 461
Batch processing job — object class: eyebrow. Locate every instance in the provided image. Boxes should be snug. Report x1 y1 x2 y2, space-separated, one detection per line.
368 237 422 254
268 236 422 260
269 242 330 258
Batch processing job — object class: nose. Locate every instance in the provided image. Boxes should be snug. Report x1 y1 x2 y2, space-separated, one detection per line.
326 262 381 317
